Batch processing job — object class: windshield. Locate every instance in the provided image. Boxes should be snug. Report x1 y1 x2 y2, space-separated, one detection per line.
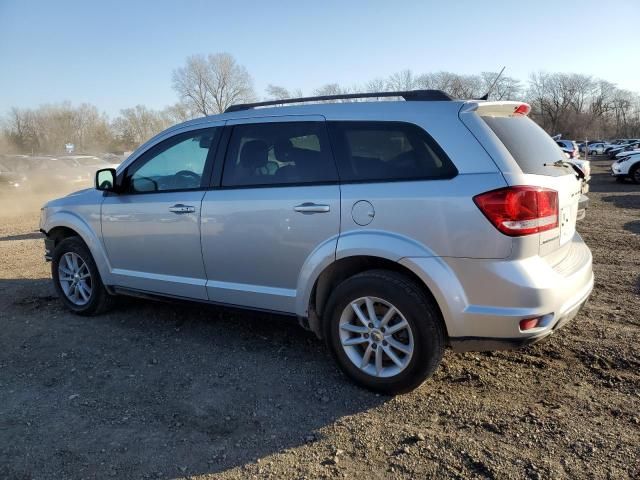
482 115 572 176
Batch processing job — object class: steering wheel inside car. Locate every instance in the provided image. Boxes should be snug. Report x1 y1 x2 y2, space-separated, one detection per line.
174 170 201 187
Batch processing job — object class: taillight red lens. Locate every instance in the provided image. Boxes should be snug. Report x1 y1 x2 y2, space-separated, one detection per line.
473 186 559 236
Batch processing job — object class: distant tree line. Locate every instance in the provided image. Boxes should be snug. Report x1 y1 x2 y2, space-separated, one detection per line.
2 52 639 155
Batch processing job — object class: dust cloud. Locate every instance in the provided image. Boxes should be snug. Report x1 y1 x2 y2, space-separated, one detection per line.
0 177 93 219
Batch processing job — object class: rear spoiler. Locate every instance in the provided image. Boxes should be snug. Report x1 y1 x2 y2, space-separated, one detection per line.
460 101 531 117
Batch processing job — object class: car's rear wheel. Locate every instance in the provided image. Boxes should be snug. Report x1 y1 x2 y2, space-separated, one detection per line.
324 270 445 394
52 237 113 315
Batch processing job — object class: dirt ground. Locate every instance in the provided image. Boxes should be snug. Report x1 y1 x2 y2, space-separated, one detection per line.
0 158 638 479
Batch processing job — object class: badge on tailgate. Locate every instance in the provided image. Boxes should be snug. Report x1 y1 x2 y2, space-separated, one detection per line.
559 205 576 244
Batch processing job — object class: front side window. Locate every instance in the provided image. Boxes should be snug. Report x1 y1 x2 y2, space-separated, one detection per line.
222 122 337 187
328 121 457 182
126 129 217 193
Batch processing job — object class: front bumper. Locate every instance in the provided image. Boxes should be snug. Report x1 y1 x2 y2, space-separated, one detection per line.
610 164 626 176
42 232 54 261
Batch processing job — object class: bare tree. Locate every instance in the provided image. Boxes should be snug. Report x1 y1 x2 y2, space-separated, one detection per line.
265 84 293 100
163 102 198 124
4 108 39 153
479 72 521 100
387 70 417 91
363 78 387 93
112 105 171 149
172 53 256 115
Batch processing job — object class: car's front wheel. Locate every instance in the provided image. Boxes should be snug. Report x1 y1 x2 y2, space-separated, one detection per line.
51 236 113 315
630 165 640 184
324 270 445 394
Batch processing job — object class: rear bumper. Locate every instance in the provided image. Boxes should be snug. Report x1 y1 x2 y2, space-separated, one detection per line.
449 287 590 352
400 232 594 352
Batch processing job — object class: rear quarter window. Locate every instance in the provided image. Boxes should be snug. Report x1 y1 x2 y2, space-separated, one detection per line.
481 115 572 177
328 121 457 183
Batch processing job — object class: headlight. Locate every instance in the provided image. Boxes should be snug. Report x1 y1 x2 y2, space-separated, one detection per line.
39 207 48 230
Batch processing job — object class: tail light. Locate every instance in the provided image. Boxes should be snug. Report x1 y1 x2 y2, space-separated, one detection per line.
473 186 559 236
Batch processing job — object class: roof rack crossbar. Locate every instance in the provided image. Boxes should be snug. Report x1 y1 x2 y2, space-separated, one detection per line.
224 90 452 113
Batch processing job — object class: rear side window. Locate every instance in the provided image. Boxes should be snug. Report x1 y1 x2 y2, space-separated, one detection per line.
328 121 457 182
222 122 337 187
481 115 571 176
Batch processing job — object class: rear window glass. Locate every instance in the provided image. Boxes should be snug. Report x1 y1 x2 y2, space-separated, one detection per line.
481 115 572 176
328 121 457 182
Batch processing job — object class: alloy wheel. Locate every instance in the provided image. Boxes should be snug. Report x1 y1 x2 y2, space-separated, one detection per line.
58 252 93 306
338 296 414 378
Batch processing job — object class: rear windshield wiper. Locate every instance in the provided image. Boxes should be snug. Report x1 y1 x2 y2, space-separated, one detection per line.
543 159 585 180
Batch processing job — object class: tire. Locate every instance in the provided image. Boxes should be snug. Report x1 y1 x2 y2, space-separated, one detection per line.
630 164 640 184
324 270 445 395
51 236 114 315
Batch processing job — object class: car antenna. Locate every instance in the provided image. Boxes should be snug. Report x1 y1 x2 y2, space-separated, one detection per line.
477 66 506 101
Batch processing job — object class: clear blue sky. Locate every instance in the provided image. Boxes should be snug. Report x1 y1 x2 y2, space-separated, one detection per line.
1 0 639 117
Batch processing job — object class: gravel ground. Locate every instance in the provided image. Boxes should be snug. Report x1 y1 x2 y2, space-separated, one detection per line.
0 158 638 479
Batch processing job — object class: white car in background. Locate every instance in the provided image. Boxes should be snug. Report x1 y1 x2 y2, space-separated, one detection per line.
611 152 640 183
588 143 606 155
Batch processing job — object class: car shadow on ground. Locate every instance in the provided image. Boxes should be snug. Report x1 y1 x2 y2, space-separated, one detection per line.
623 220 640 234
586 161 638 194
0 278 387 479
600 194 640 209
0 231 43 242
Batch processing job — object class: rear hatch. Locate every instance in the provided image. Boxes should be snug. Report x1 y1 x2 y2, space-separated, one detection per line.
462 102 583 258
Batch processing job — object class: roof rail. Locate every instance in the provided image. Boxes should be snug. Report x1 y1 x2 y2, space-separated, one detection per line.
224 89 452 113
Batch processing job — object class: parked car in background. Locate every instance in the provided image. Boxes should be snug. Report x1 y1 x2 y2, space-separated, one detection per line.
578 141 604 153
558 153 590 195
614 147 640 160
556 140 580 159
587 143 606 155
0 158 27 191
608 142 640 159
59 155 122 185
40 92 593 394
0 154 124 192
611 152 640 183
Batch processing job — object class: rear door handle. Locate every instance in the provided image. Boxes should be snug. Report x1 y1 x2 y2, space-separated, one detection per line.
169 204 195 214
293 203 330 213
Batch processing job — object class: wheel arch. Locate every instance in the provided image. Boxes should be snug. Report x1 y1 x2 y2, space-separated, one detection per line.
304 254 448 340
43 211 113 284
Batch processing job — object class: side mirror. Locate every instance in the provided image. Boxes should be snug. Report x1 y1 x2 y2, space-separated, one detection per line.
95 168 117 192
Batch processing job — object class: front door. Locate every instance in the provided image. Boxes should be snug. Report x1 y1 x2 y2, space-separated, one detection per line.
101 126 221 299
201 118 340 313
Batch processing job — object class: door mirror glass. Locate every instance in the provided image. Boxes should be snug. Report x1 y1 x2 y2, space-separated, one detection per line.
95 168 117 191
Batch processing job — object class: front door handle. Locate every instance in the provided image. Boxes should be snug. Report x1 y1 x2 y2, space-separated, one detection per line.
169 204 195 214
293 202 330 213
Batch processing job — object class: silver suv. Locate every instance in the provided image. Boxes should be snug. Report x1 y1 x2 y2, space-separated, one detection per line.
40 91 594 394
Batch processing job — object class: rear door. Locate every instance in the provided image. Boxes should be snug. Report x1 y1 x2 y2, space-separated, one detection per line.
200 117 340 313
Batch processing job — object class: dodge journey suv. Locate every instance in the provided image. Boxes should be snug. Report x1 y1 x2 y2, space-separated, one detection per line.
40 90 593 394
